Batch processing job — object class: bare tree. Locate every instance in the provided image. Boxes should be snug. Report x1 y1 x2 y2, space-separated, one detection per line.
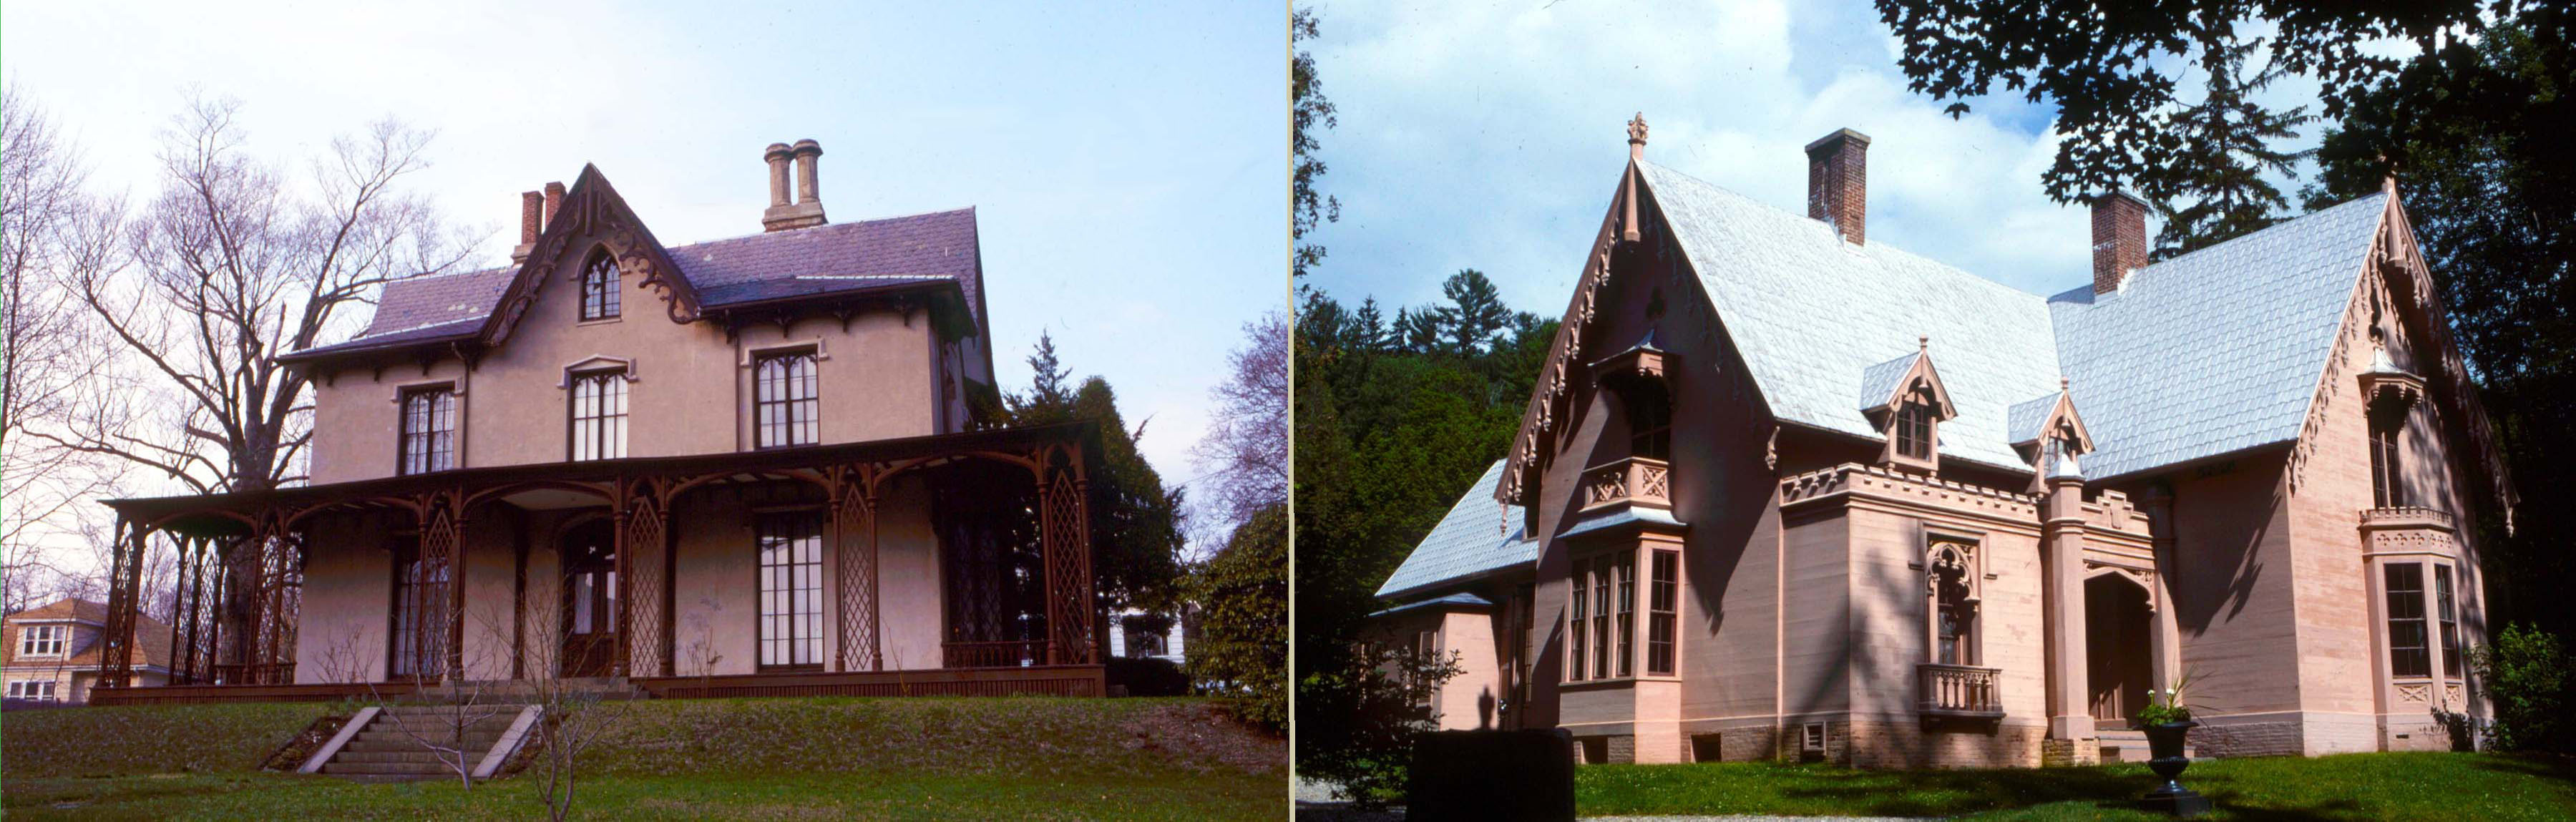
518 572 630 821
52 93 476 496
1190 310 1289 537
371 612 510 791
1 83 127 615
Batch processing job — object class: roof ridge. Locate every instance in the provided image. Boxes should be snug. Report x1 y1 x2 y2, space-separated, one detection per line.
667 205 981 254
1638 160 2051 305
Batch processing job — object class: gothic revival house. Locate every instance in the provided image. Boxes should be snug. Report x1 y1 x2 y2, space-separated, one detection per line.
89 141 1108 702
1372 119 2517 768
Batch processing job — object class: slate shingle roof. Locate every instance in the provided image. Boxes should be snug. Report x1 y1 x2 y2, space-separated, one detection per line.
299 208 983 358
1380 166 2393 600
1375 460 1533 599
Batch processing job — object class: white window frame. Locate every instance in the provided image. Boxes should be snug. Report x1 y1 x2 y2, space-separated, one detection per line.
8 679 59 701
18 624 67 657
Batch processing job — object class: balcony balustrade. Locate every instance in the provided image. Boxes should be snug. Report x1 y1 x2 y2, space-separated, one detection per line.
1918 662 2004 718
2358 506 2457 554
1580 457 1672 512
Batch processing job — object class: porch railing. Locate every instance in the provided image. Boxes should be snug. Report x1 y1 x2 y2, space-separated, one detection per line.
210 662 298 686
1580 456 1672 512
942 640 1048 668
1918 662 2003 718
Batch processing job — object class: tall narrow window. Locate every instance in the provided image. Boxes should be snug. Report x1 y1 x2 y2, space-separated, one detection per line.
1591 556 1612 679
1626 382 1672 460
756 512 824 670
1568 568 1589 681
17 625 64 656
1647 550 1678 675
2385 563 2429 677
399 386 457 475
580 253 620 321
389 538 449 680
1895 402 1933 460
2436 565 2462 678
1614 555 1636 677
569 371 628 461
2369 405 2404 507
1931 543 1976 665
755 350 821 449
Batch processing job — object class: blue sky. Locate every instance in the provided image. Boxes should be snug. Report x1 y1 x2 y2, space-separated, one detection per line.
1297 0 2338 316
3 1 1286 522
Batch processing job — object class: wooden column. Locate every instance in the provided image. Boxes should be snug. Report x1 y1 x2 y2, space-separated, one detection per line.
1036 448 1096 665
99 516 144 688
617 479 672 678
831 465 882 672
416 491 465 682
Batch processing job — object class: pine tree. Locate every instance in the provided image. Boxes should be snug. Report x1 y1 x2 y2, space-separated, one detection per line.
1007 331 1074 424
2140 40 2317 260
1433 269 1511 356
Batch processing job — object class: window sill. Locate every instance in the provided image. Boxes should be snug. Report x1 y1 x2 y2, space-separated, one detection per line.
577 317 623 326
1561 675 1682 690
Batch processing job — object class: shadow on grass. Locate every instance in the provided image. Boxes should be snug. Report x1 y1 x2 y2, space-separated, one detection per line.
1771 762 2154 817
2462 751 2576 783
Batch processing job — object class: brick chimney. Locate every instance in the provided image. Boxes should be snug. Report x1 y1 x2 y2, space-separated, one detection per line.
762 140 828 233
1804 129 1870 245
512 190 542 263
543 181 565 228
2091 192 2148 294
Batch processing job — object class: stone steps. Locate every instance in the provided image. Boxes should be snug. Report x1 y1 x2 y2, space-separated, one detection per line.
310 704 535 783
2097 729 2197 763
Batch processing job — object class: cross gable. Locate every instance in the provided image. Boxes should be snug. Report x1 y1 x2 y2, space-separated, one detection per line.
484 165 700 348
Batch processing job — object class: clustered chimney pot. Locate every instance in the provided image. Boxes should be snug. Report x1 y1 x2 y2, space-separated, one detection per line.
761 139 829 233
542 181 565 229
513 190 544 263
2091 192 2149 294
1804 128 1871 245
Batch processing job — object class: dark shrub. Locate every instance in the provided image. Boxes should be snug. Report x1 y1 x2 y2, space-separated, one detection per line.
2472 622 2570 751
1108 656 1191 697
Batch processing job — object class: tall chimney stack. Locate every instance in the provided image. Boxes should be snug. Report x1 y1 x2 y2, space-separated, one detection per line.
762 140 828 232
542 181 565 231
1804 128 1870 245
512 190 542 263
2091 192 2148 294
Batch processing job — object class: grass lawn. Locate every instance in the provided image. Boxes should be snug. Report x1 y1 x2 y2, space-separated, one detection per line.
3 696 1285 821
1576 752 2576 820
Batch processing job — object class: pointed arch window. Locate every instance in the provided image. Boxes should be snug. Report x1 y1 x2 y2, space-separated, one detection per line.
580 251 620 321
1926 540 1979 666
1895 402 1935 461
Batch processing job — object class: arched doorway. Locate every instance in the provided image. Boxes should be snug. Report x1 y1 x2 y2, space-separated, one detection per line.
2086 572 2154 729
560 519 618 677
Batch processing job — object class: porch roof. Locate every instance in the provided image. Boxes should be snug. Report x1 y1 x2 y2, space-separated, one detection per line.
101 421 1101 537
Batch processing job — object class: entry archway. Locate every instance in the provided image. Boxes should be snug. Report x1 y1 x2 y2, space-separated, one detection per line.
2085 572 2155 729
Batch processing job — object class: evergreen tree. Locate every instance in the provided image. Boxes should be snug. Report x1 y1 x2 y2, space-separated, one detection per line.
1008 331 1074 424
1351 297 1388 352
2140 40 2316 259
1392 306 1441 354
1433 269 1512 356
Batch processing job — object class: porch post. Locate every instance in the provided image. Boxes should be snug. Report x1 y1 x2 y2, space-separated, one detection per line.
1035 446 1096 665
2040 468 2095 746
831 465 882 672
418 491 466 682
99 515 142 688
618 479 672 678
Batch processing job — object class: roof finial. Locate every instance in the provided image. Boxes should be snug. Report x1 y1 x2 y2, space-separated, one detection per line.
1627 112 1649 161
2060 376 2071 392
1918 335 1928 353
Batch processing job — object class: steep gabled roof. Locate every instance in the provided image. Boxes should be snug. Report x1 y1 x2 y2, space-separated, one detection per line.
2049 193 2389 479
1377 460 1533 600
285 167 986 363
1635 161 2064 471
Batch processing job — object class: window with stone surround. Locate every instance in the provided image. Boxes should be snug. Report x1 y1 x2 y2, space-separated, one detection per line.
2369 401 2404 507
1927 539 1980 665
1568 568 1589 680
1626 380 1672 460
1568 553 1636 682
2385 563 2429 678
1647 549 1679 675
754 349 821 449
17 625 65 656
569 370 628 461
1895 402 1934 461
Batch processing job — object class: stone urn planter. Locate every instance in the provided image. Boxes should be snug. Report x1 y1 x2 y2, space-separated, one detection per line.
2139 720 2210 817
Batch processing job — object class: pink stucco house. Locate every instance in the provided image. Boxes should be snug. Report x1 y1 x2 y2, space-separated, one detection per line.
89 141 1106 702
1370 118 2516 768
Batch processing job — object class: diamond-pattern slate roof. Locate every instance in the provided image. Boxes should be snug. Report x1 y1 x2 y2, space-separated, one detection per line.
2049 192 2387 479
1639 162 2064 471
299 207 982 358
1380 166 2394 600
1375 460 1533 599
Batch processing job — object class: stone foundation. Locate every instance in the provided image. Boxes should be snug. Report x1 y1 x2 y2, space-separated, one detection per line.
2039 738 2099 767
1846 718 2045 768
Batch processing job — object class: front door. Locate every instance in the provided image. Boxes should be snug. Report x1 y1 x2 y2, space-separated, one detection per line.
561 519 618 677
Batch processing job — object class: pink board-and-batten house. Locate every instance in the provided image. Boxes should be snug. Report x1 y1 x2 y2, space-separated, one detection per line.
88 141 1108 703
1370 118 2518 768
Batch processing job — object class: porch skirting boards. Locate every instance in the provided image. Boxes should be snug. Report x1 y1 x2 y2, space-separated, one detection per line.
87 665 1103 705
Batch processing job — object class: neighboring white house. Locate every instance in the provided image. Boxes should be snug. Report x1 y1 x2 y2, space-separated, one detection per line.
4 598 171 706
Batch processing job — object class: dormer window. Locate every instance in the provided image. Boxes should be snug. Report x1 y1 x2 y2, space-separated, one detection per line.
580 252 620 321
1894 402 1933 461
18 625 66 656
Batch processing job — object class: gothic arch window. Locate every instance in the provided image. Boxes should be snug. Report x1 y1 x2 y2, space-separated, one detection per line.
1926 539 1980 666
580 249 620 321
1894 400 1935 461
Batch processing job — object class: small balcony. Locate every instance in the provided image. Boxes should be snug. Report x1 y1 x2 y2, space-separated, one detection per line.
1918 662 2003 719
2358 506 2457 553
1580 457 1672 513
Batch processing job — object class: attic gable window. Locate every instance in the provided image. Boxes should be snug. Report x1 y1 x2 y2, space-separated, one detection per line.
18 625 66 656
580 251 620 321
1894 402 1933 461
